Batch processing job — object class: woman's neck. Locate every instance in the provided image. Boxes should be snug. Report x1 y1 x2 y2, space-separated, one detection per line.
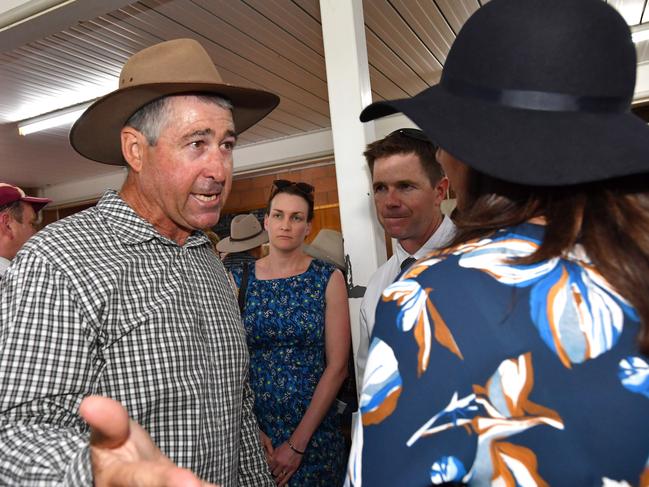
256 247 311 279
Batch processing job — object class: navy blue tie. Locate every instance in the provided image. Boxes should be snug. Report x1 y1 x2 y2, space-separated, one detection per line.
395 257 416 281
400 256 416 272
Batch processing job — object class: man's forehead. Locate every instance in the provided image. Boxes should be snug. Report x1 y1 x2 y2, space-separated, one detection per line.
374 152 428 177
21 202 37 217
166 108 235 141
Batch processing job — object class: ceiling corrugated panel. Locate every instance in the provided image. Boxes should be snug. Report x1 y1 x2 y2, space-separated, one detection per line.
365 1 442 86
366 29 428 100
239 0 325 58
1 0 648 188
392 0 455 65
433 0 480 35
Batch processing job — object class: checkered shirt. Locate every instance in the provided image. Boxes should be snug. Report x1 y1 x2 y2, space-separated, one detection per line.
0 190 273 486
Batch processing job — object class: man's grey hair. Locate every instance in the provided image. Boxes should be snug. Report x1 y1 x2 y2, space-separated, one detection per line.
125 94 233 146
0 201 25 223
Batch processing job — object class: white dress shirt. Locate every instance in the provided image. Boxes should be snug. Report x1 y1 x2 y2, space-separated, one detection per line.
0 257 10 279
356 215 456 385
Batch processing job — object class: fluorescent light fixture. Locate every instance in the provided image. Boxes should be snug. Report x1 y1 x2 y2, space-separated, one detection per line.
632 23 649 44
18 100 94 136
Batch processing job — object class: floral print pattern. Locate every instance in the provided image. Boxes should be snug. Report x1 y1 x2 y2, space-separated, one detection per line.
456 233 637 367
359 338 402 425
619 356 649 399
233 259 345 486
430 455 467 484
409 353 563 485
347 223 648 487
382 277 463 376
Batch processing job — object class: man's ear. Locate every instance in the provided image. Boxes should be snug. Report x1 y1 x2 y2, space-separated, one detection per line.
0 211 13 237
435 176 450 205
120 127 146 172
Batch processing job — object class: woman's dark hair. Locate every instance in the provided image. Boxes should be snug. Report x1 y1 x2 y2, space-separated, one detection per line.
266 180 315 222
450 170 649 354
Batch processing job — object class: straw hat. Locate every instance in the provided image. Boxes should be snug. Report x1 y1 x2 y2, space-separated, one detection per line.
216 214 268 253
360 0 649 186
303 229 346 272
70 38 279 165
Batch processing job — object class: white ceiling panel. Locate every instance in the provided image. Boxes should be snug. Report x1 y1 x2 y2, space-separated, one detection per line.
1 0 647 189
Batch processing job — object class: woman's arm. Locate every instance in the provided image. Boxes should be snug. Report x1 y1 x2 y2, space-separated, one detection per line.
268 269 351 485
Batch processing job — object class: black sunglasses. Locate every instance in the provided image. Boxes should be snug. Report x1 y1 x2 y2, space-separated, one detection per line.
273 179 314 196
386 128 431 143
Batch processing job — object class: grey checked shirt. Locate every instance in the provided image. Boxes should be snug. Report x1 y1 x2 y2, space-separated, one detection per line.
0 191 273 486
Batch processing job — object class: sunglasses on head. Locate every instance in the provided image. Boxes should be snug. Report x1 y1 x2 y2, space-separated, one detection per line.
387 128 431 143
273 179 314 195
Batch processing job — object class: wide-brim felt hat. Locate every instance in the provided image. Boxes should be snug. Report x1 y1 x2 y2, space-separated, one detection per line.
216 213 268 253
70 38 280 165
360 0 649 186
303 229 346 272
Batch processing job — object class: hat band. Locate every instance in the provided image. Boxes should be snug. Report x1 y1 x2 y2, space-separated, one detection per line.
441 76 630 113
230 228 264 242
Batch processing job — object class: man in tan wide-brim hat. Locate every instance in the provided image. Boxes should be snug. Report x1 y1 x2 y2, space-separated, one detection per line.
217 213 269 271
0 38 277 486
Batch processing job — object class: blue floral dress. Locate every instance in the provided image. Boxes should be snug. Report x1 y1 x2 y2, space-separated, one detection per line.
347 223 649 487
232 258 345 486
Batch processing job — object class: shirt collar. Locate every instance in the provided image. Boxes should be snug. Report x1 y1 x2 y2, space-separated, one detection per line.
0 256 10 277
97 190 210 248
394 215 456 264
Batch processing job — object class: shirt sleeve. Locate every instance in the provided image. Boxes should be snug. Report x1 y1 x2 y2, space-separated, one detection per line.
0 252 96 485
237 373 274 486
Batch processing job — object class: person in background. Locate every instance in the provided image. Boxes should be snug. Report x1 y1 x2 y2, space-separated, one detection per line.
303 228 346 274
0 38 279 486
356 128 454 384
303 229 358 445
0 183 50 279
348 0 649 485
218 213 268 271
232 180 350 486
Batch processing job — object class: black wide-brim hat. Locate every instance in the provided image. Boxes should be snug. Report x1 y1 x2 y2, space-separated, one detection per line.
71 39 279 165
361 0 649 186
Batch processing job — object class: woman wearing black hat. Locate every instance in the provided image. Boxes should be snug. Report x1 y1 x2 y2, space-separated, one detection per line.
348 0 649 486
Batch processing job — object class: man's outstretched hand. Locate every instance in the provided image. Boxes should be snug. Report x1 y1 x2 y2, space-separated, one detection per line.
79 396 218 487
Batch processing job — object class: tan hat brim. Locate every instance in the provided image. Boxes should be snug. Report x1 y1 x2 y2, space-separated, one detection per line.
70 82 279 165
302 243 346 271
216 230 268 253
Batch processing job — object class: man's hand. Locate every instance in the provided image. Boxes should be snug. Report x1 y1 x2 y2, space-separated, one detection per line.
259 429 274 465
79 395 218 487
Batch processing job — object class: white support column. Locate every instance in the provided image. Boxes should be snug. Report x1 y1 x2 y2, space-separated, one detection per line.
635 62 649 100
320 0 386 363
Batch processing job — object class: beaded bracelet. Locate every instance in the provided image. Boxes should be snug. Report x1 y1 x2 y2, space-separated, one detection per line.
287 439 305 455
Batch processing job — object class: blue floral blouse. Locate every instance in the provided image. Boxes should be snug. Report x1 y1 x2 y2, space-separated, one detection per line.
347 223 649 486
